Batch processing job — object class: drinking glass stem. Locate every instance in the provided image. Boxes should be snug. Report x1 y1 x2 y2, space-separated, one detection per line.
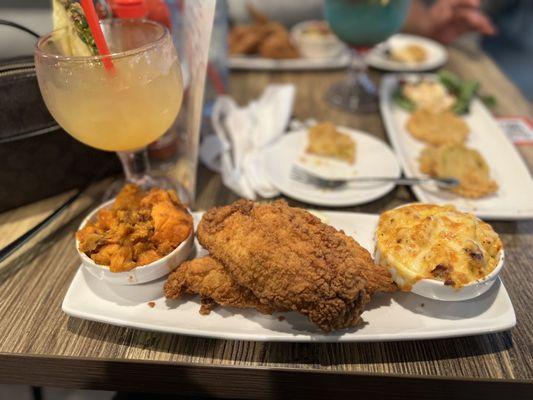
347 48 376 96
117 148 154 188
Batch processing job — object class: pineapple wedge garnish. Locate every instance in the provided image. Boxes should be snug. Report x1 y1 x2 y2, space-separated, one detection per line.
52 0 98 57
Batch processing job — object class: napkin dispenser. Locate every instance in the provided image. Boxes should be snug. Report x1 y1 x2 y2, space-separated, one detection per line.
0 57 120 213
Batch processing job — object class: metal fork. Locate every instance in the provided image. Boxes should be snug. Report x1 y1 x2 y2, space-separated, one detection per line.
290 165 459 190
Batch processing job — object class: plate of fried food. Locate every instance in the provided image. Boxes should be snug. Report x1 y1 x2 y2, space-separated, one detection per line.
380 71 533 220
63 198 515 342
228 6 350 70
262 122 401 207
366 33 447 72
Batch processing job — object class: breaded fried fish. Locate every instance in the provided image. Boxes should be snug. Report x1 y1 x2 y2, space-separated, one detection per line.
164 256 276 315
197 200 395 332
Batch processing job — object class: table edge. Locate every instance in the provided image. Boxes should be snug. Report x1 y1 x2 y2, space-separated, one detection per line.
2 353 531 399
0 352 530 383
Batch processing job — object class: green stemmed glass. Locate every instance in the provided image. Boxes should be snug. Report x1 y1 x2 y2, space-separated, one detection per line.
324 0 410 112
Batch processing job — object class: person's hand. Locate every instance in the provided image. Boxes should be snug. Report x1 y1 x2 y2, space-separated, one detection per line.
406 0 496 44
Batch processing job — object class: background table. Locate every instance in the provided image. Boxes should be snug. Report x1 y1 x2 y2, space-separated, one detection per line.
0 44 532 399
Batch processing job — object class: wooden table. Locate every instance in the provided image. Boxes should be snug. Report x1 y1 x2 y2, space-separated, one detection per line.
1 45 532 399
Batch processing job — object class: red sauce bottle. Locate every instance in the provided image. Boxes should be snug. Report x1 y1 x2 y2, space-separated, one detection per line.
110 0 171 29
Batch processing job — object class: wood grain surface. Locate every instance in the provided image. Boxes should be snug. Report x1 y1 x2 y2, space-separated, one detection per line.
0 45 532 396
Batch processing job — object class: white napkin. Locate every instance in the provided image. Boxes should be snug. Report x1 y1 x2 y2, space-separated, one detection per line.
200 84 295 199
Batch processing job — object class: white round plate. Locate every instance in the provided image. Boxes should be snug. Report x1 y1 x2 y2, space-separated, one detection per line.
264 127 400 207
366 33 447 72
229 49 350 71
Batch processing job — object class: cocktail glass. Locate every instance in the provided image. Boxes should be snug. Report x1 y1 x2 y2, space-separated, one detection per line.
324 0 410 112
35 19 183 192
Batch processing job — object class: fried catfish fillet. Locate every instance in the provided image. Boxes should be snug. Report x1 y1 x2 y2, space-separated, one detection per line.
228 5 299 59
197 200 395 332
164 256 276 315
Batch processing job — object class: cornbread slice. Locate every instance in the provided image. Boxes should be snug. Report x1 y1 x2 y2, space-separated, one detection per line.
305 122 356 164
406 109 469 146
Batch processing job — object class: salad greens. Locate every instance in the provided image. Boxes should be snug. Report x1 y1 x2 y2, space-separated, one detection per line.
438 70 479 114
392 87 415 112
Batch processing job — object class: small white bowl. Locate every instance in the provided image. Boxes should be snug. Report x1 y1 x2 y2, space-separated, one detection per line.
291 20 346 59
374 203 505 301
375 248 504 301
76 199 194 285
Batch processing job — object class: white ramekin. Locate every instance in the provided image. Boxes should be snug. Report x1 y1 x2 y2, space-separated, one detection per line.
76 199 194 285
374 203 505 301
290 20 346 59
374 248 504 301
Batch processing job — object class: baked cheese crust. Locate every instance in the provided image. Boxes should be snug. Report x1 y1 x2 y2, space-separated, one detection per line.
375 204 502 289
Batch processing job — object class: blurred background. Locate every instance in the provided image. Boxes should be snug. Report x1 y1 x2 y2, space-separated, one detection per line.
1 0 532 99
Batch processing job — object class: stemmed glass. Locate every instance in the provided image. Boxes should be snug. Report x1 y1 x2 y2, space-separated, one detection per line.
35 19 183 193
324 0 411 112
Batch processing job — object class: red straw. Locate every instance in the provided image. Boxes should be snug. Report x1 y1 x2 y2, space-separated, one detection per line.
80 0 115 72
207 62 226 95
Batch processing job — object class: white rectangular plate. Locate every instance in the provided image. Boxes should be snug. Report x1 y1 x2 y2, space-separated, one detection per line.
380 74 533 220
229 51 350 70
63 211 515 342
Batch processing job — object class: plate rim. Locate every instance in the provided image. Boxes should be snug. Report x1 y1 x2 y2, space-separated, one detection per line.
229 49 351 71
263 127 401 207
61 279 516 342
367 33 448 72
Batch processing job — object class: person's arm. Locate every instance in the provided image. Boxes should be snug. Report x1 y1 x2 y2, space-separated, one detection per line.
404 0 496 44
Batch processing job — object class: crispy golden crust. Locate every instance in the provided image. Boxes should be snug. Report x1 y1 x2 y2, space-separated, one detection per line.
164 256 275 315
418 145 437 175
406 109 469 146
197 200 395 332
257 25 299 59
376 204 503 289
228 9 299 59
419 144 498 198
228 24 268 55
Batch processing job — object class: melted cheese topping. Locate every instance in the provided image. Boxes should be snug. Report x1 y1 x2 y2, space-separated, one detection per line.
375 204 502 289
